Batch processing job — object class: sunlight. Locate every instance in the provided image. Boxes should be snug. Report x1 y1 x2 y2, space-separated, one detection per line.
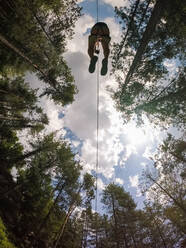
123 117 163 149
126 123 148 146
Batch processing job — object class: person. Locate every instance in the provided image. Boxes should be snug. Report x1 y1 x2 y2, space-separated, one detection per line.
88 22 111 76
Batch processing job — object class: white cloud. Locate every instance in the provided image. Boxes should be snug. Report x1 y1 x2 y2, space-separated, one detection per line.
115 177 124 185
163 59 177 74
118 143 137 167
11 167 18 181
97 178 106 190
77 0 128 7
72 140 81 147
136 188 142 197
102 0 129 8
67 14 94 54
63 14 128 178
22 16 125 180
129 174 142 197
129 175 139 188
140 162 147 167
143 147 154 160
104 17 122 43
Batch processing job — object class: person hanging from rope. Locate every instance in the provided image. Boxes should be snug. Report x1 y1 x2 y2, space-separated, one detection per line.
88 22 111 76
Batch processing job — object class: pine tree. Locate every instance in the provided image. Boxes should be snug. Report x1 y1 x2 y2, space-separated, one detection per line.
111 0 186 129
0 0 81 106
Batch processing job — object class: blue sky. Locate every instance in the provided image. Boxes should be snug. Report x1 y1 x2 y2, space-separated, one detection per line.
79 0 117 20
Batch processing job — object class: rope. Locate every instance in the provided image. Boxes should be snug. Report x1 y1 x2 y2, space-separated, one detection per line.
95 42 99 248
95 0 99 246
96 0 99 23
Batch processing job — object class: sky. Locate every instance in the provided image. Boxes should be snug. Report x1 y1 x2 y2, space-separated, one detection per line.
25 0 170 212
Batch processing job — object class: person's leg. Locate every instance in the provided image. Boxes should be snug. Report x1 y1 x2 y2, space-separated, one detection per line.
101 36 111 59
88 35 98 73
100 36 111 75
88 35 97 58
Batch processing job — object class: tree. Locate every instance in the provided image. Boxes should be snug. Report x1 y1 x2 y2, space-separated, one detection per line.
137 201 181 248
0 76 48 133
115 0 168 85
111 0 186 129
57 211 83 248
140 135 186 235
101 183 137 248
53 173 95 248
133 68 186 128
0 133 95 248
0 76 49 174
154 134 186 173
0 0 81 106
141 169 186 215
99 182 181 248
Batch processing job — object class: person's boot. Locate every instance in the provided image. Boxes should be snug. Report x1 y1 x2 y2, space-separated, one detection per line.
89 55 98 73
101 58 108 76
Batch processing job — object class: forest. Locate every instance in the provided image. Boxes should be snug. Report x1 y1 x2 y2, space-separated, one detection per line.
0 0 185 247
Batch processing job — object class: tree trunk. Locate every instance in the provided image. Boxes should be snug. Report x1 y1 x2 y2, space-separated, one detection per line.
11 146 50 164
122 0 167 87
25 0 56 49
0 33 51 83
134 79 183 113
111 194 120 248
0 89 9 94
115 0 140 66
0 116 26 121
137 0 151 32
170 151 186 163
123 226 129 248
129 228 138 248
148 174 186 215
154 220 167 248
53 204 76 248
37 180 64 234
148 208 167 248
83 211 88 248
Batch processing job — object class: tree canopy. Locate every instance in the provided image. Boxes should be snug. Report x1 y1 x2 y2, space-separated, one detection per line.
0 0 81 106
111 0 186 129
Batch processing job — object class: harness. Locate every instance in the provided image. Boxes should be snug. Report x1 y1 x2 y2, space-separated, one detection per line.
92 23 110 55
95 37 102 54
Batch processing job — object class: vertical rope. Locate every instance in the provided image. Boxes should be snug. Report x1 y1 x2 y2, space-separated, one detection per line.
96 0 99 22
95 0 99 247
95 47 99 248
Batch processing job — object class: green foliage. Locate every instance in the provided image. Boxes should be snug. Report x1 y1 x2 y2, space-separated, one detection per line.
165 204 186 235
59 215 83 248
0 126 23 169
140 135 186 237
0 75 49 170
101 184 138 247
0 76 48 132
1 132 185 247
0 218 16 248
112 0 186 129
0 133 96 247
0 0 81 106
